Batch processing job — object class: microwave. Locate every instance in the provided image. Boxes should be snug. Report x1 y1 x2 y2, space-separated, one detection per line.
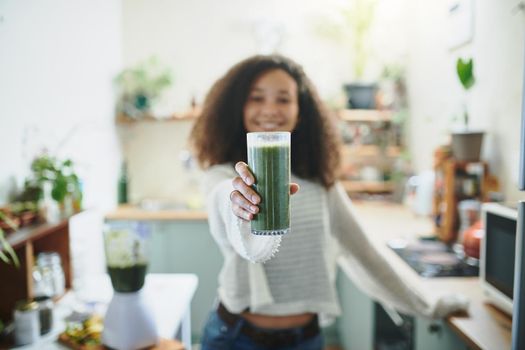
480 202 518 315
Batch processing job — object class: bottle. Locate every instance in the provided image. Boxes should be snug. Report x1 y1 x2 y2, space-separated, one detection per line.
118 162 129 204
13 300 40 345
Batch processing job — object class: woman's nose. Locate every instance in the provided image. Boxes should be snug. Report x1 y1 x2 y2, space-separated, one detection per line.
260 101 278 116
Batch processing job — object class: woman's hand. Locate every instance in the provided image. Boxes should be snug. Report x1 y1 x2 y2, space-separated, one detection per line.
230 161 299 221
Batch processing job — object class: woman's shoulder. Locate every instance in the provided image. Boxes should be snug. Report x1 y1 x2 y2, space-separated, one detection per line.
202 163 236 192
206 163 236 176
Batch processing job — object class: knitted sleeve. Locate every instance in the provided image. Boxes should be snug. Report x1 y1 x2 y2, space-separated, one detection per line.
203 164 281 263
327 182 468 319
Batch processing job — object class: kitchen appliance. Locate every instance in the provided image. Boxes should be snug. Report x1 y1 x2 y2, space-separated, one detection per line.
480 202 517 315
102 222 158 350
387 238 478 278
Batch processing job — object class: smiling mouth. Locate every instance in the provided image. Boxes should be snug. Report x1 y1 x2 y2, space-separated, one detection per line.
255 122 282 130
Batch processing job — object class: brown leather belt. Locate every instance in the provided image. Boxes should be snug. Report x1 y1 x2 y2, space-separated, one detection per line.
217 302 320 348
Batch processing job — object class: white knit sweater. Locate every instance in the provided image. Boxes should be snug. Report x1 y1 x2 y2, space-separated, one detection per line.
204 164 468 320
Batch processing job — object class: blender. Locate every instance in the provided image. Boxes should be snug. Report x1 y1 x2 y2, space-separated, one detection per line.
102 222 158 349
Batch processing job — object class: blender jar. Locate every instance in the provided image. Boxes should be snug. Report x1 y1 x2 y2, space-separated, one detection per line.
103 222 150 293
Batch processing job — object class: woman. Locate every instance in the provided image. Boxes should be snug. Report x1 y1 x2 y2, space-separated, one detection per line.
190 54 467 350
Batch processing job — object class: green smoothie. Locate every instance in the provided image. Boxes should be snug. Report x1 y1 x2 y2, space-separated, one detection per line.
107 263 147 293
247 132 290 235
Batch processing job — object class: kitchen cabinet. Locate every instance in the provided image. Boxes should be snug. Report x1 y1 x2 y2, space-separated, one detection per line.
336 268 467 350
147 220 222 344
0 219 72 323
337 109 404 197
415 318 468 350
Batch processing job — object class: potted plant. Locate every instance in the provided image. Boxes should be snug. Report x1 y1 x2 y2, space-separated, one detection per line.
29 154 82 218
114 56 173 121
314 0 378 109
343 0 378 109
451 57 484 161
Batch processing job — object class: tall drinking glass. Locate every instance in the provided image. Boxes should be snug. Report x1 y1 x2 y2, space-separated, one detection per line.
247 132 291 235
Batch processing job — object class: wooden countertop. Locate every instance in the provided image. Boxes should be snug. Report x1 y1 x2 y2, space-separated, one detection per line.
105 204 207 221
349 201 512 350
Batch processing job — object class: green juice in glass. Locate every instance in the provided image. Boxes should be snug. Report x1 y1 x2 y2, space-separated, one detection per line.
247 132 290 235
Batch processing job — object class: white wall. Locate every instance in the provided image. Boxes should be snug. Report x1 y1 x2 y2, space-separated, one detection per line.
121 0 410 204
0 0 122 210
6 1 519 208
406 0 525 201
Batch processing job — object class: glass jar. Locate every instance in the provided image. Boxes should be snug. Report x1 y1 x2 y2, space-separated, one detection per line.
36 252 65 297
13 300 40 345
34 296 54 335
32 264 54 298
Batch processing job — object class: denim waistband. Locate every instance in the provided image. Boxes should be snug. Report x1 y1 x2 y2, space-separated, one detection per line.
217 302 320 348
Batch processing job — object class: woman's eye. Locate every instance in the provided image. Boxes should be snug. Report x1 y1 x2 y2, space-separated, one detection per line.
277 98 290 104
249 95 264 102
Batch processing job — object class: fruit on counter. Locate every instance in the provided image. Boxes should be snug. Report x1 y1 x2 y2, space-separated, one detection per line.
60 314 103 347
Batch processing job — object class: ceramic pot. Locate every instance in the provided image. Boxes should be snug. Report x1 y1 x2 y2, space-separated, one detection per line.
463 220 483 259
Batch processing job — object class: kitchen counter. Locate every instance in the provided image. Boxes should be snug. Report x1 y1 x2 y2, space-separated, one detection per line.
347 200 512 350
105 204 207 221
13 274 198 350
106 201 512 349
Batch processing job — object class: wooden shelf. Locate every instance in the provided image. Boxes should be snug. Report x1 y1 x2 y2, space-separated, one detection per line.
105 205 207 221
432 160 488 243
116 106 202 124
338 109 393 122
0 219 73 323
337 108 402 195
7 220 68 250
341 180 395 193
342 144 401 157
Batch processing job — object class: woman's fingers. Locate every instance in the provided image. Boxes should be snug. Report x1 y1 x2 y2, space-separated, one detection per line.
231 197 256 221
230 190 259 215
231 162 299 220
234 161 255 186
231 163 260 221
232 176 260 204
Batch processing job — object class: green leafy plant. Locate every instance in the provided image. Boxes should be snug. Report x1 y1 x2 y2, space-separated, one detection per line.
0 211 20 267
30 155 82 209
456 57 476 127
314 0 377 80
115 56 173 119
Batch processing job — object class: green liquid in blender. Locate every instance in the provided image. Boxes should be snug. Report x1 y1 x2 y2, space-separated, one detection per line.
107 264 147 293
248 143 290 234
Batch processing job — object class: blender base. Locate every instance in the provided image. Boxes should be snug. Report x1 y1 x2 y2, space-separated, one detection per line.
102 289 158 350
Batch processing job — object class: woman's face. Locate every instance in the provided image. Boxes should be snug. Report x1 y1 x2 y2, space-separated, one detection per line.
243 69 300 133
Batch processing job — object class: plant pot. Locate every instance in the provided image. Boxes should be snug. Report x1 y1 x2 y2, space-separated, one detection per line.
343 83 377 109
451 130 484 161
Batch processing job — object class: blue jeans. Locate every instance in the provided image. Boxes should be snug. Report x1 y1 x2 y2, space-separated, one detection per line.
200 309 324 350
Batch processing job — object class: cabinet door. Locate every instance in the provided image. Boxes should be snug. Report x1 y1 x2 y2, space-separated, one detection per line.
148 221 222 343
336 268 374 350
415 318 468 350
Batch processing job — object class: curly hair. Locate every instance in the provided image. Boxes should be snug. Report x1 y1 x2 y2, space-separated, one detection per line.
190 54 341 188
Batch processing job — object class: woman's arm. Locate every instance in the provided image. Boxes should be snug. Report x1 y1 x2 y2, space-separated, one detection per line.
203 164 282 263
328 182 468 318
